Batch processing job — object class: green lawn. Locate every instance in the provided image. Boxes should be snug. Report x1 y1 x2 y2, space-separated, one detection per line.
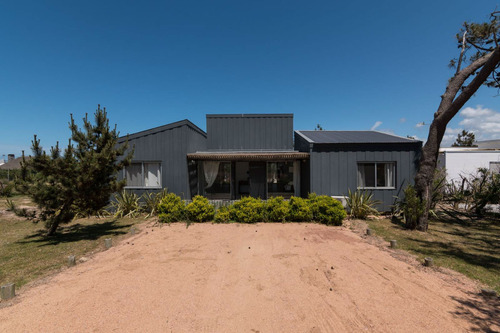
0 196 144 289
366 215 500 293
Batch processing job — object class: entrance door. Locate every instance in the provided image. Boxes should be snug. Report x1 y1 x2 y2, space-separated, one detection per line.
249 162 266 199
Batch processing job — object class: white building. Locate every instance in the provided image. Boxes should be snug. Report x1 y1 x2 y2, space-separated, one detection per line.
438 140 500 183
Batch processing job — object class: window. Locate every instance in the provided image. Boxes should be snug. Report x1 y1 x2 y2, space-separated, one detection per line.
124 162 161 188
204 161 231 199
357 162 395 188
267 161 294 197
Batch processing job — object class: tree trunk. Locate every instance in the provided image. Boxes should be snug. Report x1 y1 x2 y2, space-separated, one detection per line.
414 48 500 231
46 220 60 236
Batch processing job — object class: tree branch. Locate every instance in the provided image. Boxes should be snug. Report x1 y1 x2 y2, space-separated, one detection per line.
445 48 500 123
456 31 467 74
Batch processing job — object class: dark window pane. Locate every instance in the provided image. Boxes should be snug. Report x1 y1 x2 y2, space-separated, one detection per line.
377 163 386 187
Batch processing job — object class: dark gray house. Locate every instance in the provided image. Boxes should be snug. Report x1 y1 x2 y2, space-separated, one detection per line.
119 114 421 210
295 131 421 211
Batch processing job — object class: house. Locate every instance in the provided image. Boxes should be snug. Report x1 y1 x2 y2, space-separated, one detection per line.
118 114 422 210
438 140 500 184
294 131 421 211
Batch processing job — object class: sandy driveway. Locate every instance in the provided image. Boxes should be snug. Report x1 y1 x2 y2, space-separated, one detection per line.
0 222 498 332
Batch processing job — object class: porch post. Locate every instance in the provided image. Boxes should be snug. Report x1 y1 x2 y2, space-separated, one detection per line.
293 160 300 197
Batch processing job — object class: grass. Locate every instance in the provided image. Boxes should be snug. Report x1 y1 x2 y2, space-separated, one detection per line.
366 214 500 293
0 195 144 289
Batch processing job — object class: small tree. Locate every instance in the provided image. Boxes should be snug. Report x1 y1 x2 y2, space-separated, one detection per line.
451 130 477 147
21 105 132 235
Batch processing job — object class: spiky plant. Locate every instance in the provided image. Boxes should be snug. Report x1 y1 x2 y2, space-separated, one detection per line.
345 189 381 219
110 190 140 218
141 189 169 218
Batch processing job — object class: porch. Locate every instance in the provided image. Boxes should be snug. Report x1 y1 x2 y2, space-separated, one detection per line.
187 152 309 200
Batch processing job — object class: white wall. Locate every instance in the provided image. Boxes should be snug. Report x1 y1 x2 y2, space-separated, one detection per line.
441 150 500 183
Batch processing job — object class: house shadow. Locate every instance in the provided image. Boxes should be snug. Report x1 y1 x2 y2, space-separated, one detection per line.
450 291 500 332
17 220 132 247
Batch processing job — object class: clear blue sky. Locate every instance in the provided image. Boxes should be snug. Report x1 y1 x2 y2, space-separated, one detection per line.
2 1 500 158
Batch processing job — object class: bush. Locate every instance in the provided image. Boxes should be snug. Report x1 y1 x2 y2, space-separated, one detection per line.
308 193 346 225
157 193 185 223
110 190 140 218
141 189 169 218
265 196 289 222
186 195 215 222
214 206 231 223
287 196 313 222
401 185 425 229
0 180 14 197
345 189 380 219
230 196 264 223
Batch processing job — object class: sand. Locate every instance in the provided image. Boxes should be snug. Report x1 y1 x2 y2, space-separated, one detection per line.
0 222 498 332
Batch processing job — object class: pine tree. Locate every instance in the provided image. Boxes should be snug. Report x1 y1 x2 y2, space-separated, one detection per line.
451 130 477 147
21 105 132 236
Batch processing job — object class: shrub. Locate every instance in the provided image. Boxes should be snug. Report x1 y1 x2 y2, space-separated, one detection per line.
0 180 14 197
214 206 231 223
157 193 185 223
230 196 264 223
141 189 169 218
110 190 141 218
308 193 346 225
265 196 289 222
401 185 425 229
345 189 380 219
186 195 215 222
287 196 313 222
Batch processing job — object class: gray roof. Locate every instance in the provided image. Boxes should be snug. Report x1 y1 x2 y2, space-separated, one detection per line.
118 119 206 142
296 131 419 144
207 113 292 119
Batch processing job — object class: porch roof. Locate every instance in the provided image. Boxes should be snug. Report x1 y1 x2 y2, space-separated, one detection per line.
187 151 309 161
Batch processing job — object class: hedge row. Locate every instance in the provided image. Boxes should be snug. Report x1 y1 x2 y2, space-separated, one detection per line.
157 193 346 225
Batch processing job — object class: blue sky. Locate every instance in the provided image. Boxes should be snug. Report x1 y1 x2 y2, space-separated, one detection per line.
1 1 500 159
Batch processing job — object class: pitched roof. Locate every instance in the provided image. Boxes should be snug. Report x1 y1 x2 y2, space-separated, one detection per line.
296 131 419 144
118 119 206 142
0 157 29 170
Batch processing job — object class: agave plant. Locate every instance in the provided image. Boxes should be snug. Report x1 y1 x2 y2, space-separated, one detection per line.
110 190 141 218
345 189 381 219
141 189 169 218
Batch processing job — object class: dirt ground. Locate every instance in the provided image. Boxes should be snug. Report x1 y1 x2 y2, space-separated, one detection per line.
0 222 498 332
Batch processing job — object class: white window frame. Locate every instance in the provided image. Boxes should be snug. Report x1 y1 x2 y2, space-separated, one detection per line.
124 161 162 189
357 162 396 190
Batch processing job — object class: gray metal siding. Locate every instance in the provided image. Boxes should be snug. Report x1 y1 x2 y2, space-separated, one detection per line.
207 114 293 150
308 146 420 211
119 124 206 199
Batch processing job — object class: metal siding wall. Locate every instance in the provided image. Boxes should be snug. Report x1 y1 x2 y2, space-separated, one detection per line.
207 115 293 150
310 147 419 211
123 125 207 199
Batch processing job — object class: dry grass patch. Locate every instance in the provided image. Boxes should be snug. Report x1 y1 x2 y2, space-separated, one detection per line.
0 196 144 289
365 215 500 293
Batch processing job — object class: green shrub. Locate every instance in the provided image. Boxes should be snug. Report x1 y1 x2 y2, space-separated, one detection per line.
141 189 169 218
186 195 215 222
265 196 289 222
345 189 380 219
0 180 14 197
308 193 346 225
401 185 425 229
157 193 185 223
214 206 231 223
230 196 264 223
287 196 313 222
110 190 141 218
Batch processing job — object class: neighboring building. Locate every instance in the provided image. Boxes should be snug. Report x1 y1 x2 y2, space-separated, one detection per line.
119 114 422 210
438 141 500 183
0 155 25 170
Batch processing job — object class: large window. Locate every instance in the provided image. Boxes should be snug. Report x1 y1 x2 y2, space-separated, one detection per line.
204 161 231 198
125 162 161 188
267 161 294 197
357 162 395 188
